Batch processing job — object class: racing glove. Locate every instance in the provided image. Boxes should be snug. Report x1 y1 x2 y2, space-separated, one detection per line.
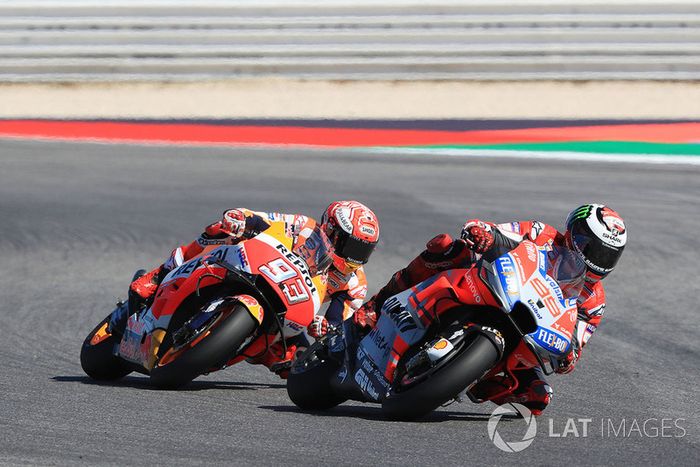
460 219 494 253
556 339 580 374
307 315 329 339
353 298 378 330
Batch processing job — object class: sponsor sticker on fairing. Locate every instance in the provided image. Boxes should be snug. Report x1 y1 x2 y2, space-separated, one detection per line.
354 369 380 400
481 326 505 350
463 273 483 303
426 338 454 362
237 247 249 269
496 256 519 300
533 326 570 355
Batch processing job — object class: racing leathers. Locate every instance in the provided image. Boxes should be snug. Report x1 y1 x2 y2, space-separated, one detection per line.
357 219 606 415
128 208 368 378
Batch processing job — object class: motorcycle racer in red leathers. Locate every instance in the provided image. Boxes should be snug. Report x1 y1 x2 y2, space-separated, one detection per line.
352 204 627 415
123 201 380 378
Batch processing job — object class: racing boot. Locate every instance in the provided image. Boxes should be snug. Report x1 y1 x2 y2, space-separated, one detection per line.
247 341 306 379
470 374 513 402
130 265 165 305
496 380 553 416
108 268 152 338
473 375 553 416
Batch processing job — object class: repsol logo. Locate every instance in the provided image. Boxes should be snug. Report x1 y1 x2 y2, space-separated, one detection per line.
172 258 202 277
275 244 317 294
173 247 231 277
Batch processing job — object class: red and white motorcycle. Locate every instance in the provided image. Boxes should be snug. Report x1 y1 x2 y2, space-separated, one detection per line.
287 240 585 420
81 222 331 388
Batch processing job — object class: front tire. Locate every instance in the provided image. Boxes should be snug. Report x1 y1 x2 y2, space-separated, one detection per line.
287 352 346 411
149 305 257 389
381 333 500 421
80 315 132 381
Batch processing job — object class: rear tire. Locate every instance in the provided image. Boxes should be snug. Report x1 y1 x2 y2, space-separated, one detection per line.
381 333 500 421
80 315 132 381
149 305 257 389
287 355 346 411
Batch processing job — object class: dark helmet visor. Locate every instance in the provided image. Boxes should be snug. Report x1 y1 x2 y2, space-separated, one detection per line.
571 232 624 274
335 232 377 265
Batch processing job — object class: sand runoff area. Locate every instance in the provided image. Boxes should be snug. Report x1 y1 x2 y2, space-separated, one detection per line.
0 80 699 120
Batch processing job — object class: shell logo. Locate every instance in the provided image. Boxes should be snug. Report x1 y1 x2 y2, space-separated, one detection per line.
432 340 449 350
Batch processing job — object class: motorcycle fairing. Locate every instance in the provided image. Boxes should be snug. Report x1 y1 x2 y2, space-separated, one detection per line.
118 308 155 365
118 221 325 370
252 232 325 332
354 288 426 401
349 241 579 402
352 271 479 401
486 242 577 358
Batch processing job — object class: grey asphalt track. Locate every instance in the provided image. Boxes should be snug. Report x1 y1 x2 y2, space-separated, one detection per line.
0 140 698 465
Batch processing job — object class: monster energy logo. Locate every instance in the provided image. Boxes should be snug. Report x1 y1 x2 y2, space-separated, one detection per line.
570 205 593 221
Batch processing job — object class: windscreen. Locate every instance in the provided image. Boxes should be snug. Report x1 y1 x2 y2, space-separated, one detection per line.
546 245 586 300
295 226 336 276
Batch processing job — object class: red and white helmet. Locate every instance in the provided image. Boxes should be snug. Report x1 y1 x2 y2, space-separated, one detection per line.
565 204 627 281
320 201 380 274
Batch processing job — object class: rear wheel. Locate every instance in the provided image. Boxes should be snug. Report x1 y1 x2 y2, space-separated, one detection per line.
80 315 132 381
381 333 500 421
149 304 257 389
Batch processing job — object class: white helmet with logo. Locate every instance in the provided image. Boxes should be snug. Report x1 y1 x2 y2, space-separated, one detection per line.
565 204 627 281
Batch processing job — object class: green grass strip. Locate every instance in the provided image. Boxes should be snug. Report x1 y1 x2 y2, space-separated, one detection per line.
417 141 700 156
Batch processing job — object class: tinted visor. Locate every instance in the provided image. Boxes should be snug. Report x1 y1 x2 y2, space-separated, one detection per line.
335 233 377 265
571 233 624 274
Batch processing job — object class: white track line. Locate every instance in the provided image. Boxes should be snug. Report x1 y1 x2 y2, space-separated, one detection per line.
361 146 700 165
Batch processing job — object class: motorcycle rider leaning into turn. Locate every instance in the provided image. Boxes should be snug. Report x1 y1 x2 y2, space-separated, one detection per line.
118 200 380 378
341 204 627 416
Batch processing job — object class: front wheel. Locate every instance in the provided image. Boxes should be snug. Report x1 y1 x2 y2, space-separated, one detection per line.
149 304 258 389
287 350 347 411
381 333 500 421
80 315 132 381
